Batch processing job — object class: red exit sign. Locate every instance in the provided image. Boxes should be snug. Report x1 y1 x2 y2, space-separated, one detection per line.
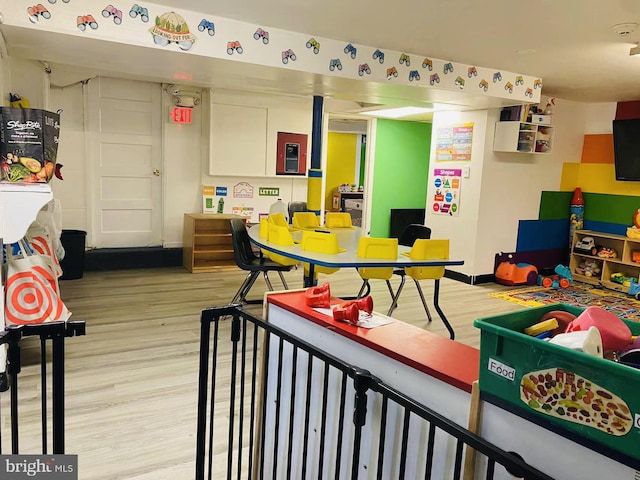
170 106 192 124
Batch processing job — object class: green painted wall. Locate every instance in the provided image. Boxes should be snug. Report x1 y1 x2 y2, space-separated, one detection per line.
540 190 639 225
370 119 432 237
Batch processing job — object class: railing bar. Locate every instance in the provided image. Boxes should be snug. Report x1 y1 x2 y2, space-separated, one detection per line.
195 310 213 480
40 336 48 454
271 337 285 480
285 345 298 479
453 439 464 480
247 323 258 478
237 316 248 480
486 458 495 479
317 362 330 480
9 336 20 454
398 408 410 480
206 317 220 480
375 396 388 480
51 333 65 454
227 316 241 480
334 372 348 480
300 354 313 479
258 331 271 480
424 423 436 480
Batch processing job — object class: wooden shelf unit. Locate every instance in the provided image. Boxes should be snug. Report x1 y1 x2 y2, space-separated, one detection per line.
569 229 640 293
183 213 244 273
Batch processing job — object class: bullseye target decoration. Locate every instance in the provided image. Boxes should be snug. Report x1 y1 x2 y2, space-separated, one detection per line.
29 234 63 281
5 256 69 325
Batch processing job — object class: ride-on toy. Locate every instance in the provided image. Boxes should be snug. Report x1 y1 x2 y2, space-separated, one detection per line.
495 261 538 286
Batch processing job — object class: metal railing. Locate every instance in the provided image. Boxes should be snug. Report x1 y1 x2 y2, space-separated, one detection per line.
196 305 554 480
0 320 86 455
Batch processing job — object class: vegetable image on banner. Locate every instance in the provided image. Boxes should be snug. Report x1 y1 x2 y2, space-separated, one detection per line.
432 168 462 216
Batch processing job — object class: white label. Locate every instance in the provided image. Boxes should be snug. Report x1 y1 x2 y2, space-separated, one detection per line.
634 413 640 429
488 358 515 381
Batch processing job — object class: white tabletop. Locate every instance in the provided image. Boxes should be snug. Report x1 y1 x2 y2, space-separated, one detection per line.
248 224 464 269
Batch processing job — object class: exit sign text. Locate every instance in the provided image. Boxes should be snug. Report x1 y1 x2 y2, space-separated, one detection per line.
170 106 192 124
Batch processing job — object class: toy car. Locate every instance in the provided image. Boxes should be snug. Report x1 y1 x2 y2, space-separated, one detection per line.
254 28 269 44
574 236 597 256
372 49 385 63
306 38 320 54
493 71 502 83
408 70 420 81
454 76 465 89
429 73 440 85
198 19 215 36
495 262 538 286
399 54 411 66
597 246 617 258
386 67 398 79
422 58 433 70
479 79 489 92
468 66 477 77
537 274 570 289
443 62 454 74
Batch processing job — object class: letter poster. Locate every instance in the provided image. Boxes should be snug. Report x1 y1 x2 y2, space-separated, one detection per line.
435 122 473 161
432 168 461 216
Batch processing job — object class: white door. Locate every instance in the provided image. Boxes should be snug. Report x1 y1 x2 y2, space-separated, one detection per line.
87 77 162 247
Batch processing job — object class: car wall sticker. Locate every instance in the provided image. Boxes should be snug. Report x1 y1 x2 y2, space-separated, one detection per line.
198 19 215 36
150 12 196 50
102 5 122 25
254 28 269 44
9 0 542 102
28 4 51 23
306 38 320 54
130 4 149 22
77 14 98 31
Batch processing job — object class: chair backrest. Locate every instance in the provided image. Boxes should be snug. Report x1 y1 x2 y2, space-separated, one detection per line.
268 213 289 228
324 212 352 229
398 224 432 247
357 237 398 280
259 218 269 239
405 239 449 280
288 201 307 224
268 224 299 266
293 212 320 230
229 218 257 270
301 230 341 275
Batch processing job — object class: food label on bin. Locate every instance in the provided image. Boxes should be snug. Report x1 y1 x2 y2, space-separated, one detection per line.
488 358 515 381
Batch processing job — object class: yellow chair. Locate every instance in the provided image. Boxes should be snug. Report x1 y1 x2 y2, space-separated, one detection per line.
267 224 300 269
324 212 352 229
268 213 289 228
292 212 320 230
388 239 449 320
356 237 398 301
258 217 271 258
300 230 342 279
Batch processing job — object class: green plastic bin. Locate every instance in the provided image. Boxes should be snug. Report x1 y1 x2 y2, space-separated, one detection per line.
474 304 640 466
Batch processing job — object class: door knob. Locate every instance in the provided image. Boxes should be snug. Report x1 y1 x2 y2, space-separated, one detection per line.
153 169 161 176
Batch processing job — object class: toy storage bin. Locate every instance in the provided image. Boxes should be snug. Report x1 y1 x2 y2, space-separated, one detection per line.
474 304 640 467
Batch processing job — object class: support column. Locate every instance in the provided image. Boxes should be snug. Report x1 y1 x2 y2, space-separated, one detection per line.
307 95 323 215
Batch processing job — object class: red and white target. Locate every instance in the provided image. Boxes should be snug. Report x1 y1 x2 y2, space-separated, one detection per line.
29 235 62 279
5 265 66 325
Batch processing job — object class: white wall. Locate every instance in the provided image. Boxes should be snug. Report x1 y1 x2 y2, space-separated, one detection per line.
584 103 617 134
428 98 586 279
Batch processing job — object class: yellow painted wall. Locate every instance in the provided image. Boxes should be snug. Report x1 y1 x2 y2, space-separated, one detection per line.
560 133 640 195
325 132 358 210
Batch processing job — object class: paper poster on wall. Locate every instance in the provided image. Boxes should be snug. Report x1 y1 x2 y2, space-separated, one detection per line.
202 185 216 213
432 168 461 216
232 206 254 219
233 182 254 198
435 123 474 161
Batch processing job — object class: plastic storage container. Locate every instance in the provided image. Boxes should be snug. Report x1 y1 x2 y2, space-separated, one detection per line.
269 199 288 224
474 304 640 468
60 229 87 280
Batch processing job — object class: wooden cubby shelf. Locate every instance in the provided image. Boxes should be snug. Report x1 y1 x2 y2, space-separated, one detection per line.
183 213 245 273
570 229 640 293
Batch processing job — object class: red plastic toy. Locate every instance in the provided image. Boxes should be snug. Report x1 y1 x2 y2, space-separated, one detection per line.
495 262 538 286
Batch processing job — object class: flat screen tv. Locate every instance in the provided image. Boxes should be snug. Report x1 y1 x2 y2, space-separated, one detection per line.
613 119 640 181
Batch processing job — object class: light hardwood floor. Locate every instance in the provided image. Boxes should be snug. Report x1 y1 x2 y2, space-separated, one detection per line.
2 266 525 479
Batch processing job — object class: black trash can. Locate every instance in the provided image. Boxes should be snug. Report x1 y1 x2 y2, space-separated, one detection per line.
59 230 87 280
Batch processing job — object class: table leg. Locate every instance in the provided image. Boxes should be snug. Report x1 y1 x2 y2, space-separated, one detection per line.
303 264 317 288
433 279 455 340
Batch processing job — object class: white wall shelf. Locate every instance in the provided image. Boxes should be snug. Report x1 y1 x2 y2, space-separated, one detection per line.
493 121 554 154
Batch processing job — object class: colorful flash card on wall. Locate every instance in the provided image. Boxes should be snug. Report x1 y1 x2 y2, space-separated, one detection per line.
233 182 254 198
202 185 216 213
432 168 461 216
435 123 474 161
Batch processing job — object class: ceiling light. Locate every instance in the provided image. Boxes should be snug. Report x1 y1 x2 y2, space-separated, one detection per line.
613 22 639 36
358 107 433 119
630 43 640 56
